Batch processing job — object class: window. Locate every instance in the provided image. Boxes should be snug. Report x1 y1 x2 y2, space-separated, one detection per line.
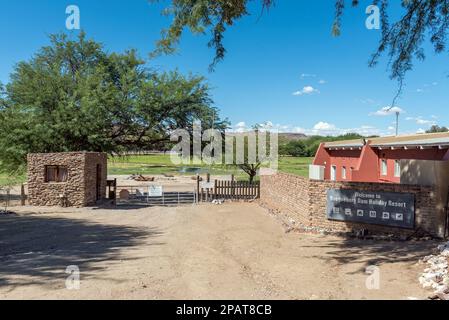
45 166 68 183
394 160 401 178
381 160 388 176
331 166 337 181
342 166 347 180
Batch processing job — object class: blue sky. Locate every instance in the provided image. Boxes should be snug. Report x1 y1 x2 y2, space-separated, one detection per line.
0 0 448 136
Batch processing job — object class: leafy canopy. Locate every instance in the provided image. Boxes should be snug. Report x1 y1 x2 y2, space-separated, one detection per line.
151 0 274 70
0 32 227 172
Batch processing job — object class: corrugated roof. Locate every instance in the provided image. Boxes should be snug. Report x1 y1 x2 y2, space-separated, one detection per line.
324 139 365 148
324 132 449 149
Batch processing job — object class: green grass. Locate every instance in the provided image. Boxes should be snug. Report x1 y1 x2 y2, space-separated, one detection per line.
0 173 26 187
108 154 312 179
278 156 313 177
109 155 247 179
0 155 312 186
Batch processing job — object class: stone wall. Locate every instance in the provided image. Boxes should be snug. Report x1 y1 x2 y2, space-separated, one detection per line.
260 172 445 238
84 153 107 206
27 152 107 207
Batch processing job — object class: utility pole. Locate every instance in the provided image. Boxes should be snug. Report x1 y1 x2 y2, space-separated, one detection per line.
395 111 400 136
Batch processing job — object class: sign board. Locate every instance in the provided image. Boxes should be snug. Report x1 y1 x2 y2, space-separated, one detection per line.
148 185 163 197
201 182 215 189
326 189 415 229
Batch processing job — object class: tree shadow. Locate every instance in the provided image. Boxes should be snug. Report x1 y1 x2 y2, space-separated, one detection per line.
0 213 163 288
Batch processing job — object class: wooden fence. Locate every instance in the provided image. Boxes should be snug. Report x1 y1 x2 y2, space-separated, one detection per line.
197 175 260 202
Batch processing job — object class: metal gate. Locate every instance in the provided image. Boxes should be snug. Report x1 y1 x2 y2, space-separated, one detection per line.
115 185 197 206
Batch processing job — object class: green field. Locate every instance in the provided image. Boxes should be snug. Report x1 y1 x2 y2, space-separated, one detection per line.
0 155 312 186
108 154 312 179
0 173 26 187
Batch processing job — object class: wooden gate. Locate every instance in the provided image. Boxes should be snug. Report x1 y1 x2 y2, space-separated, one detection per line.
197 175 260 202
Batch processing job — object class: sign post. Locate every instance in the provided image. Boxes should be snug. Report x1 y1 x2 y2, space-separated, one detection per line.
148 185 163 197
326 189 415 229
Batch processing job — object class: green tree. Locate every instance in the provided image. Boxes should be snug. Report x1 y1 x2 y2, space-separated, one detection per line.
426 125 449 133
230 124 276 183
283 140 307 157
0 33 227 173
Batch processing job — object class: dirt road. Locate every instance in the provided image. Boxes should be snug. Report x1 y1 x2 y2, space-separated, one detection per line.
0 203 434 299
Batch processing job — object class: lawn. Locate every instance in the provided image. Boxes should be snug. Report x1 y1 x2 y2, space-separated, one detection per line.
108 154 312 179
0 155 312 186
0 173 26 187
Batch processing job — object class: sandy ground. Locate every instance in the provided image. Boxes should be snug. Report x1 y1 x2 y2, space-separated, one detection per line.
0 202 435 300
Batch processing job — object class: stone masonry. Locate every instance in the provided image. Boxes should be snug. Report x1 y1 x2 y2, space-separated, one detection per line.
27 152 107 207
260 172 445 238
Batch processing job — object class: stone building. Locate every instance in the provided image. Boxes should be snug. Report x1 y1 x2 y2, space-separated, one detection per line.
27 152 107 207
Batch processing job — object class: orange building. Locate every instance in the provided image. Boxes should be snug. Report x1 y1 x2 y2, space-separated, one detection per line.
312 132 449 183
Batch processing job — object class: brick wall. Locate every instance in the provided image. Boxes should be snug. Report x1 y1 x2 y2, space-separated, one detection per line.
27 152 107 207
260 172 445 238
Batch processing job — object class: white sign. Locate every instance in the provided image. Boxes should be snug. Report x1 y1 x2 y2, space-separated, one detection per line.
201 182 215 189
148 185 163 197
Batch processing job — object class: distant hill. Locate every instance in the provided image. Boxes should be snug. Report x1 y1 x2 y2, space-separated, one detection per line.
278 133 308 141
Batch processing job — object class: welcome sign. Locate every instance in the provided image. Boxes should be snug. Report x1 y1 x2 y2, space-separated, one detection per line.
326 189 415 229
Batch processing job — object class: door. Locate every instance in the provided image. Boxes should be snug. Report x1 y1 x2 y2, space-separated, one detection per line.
96 164 102 201
331 165 337 181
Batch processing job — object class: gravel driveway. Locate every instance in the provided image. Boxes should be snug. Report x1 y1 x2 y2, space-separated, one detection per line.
0 203 434 299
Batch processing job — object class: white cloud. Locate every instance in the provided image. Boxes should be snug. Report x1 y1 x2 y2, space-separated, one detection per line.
293 127 306 134
293 86 320 96
416 128 426 134
370 106 405 116
416 82 438 93
313 122 336 131
233 121 248 133
406 116 436 127
300 73 316 79
230 121 396 137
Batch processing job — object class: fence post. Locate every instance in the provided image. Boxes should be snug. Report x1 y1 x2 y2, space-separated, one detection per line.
6 189 10 208
231 175 235 200
20 184 26 206
196 175 200 202
206 174 210 202
113 178 117 205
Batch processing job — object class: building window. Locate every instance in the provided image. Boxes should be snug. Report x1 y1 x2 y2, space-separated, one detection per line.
394 160 401 178
381 160 388 176
331 165 337 181
45 166 68 183
342 166 347 180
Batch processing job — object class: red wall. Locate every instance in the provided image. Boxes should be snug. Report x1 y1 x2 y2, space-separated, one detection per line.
313 142 449 184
